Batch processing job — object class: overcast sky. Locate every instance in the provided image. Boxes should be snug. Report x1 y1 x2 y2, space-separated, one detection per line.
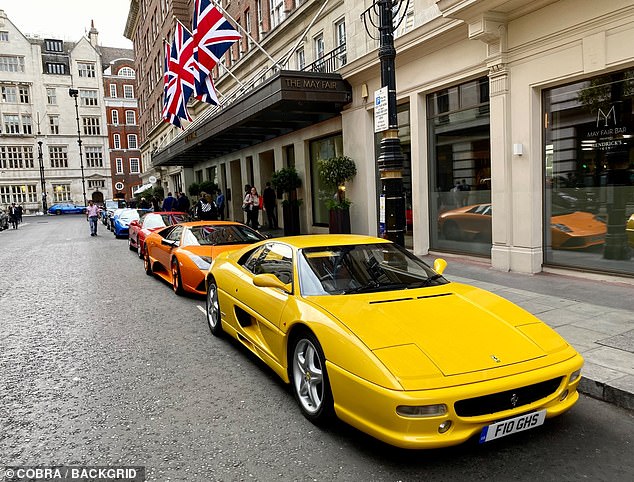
2 0 133 48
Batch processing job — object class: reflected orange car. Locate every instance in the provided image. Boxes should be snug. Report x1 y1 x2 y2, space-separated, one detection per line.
438 204 606 249
143 221 265 295
627 214 634 247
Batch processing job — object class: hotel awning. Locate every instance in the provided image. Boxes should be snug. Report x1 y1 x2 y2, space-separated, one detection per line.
133 183 153 195
152 70 352 167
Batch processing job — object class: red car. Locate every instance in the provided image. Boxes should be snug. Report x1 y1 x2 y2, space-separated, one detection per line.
128 212 191 258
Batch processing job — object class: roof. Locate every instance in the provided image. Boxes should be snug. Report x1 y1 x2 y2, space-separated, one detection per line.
99 46 134 69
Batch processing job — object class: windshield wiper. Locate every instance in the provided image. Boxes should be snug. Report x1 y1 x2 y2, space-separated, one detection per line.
406 274 444 288
342 280 381 294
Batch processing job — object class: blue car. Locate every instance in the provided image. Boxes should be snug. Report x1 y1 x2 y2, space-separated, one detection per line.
48 203 87 215
112 208 150 238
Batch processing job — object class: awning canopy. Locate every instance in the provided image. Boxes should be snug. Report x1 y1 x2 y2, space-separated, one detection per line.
133 183 153 195
152 70 352 168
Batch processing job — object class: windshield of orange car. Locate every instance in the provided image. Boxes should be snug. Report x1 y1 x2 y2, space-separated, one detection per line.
298 243 448 296
182 224 264 246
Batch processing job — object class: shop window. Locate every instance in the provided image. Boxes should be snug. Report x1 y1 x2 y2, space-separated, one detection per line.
427 77 491 256
543 69 634 276
309 134 343 226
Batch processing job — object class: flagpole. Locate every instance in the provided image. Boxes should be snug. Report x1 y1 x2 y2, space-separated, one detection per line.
209 0 281 70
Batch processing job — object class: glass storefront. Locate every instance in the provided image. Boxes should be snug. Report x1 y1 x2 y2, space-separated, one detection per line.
428 77 491 256
309 134 343 226
544 69 634 276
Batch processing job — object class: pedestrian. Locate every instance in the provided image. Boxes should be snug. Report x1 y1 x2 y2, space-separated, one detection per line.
8 202 19 229
177 192 190 213
150 196 160 211
262 182 278 229
16 204 23 223
196 192 218 220
215 189 225 221
242 186 261 229
162 191 177 211
139 197 150 209
86 199 99 236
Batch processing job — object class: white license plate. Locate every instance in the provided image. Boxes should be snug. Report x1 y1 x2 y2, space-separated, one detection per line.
479 410 546 443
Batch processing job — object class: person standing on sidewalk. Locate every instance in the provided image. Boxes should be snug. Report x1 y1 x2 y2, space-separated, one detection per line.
262 182 278 229
8 203 19 229
86 200 99 236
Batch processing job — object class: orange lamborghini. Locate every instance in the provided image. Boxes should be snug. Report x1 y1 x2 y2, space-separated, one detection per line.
143 221 265 295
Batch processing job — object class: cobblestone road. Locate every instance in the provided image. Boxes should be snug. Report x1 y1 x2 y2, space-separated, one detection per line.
1 216 633 481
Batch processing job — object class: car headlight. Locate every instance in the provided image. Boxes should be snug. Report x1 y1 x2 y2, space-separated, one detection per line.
569 369 581 383
396 404 447 418
185 253 213 270
551 223 572 233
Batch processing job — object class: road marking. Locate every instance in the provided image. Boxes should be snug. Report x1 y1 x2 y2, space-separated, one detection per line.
197 305 205 315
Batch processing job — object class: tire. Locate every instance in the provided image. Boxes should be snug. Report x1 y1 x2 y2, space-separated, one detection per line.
128 237 135 251
290 331 334 424
138 241 144 259
443 221 461 241
171 258 184 295
144 251 153 276
206 279 223 336
55 210 61 215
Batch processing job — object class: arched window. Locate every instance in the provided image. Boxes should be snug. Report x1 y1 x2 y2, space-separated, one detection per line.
118 67 135 77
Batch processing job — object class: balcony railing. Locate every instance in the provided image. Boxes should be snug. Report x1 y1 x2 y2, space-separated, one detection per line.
302 43 347 74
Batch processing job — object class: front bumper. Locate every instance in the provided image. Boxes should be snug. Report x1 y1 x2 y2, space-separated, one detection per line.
327 353 583 449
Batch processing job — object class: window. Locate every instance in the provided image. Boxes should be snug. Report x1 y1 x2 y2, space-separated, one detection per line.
21 115 32 134
0 31 8 42
80 90 98 106
118 67 135 77
110 84 117 97
82 117 101 135
53 184 71 202
0 146 34 169
49 146 69 168
130 158 140 173
243 243 293 285
125 110 136 125
113 134 121 149
4 114 20 134
123 85 134 99
127 134 138 149
256 0 263 39
245 10 252 50
88 180 105 189
84 146 103 167
19 86 29 103
46 87 57 104
296 48 305 70
1 86 17 103
115 158 123 174
46 62 65 74
44 39 63 52
49 116 60 135
314 34 325 61
310 134 343 225
111 110 119 125
0 184 37 204
78 63 96 78
0 56 25 72
335 19 347 67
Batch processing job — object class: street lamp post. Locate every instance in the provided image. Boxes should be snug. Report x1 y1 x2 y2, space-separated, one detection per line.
362 0 409 246
37 140 47 213
68 88 87 207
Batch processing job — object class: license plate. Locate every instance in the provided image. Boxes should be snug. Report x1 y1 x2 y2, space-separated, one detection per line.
479 410 546 443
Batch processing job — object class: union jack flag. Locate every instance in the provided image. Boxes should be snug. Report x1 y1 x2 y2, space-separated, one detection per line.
162 20 196 128
192 0 241 105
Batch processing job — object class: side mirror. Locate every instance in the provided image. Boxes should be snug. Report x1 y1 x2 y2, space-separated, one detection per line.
433 258 447 275
253 273 291 293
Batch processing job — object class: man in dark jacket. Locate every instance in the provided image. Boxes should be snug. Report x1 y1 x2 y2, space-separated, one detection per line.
177 192 190 213
262 182 278 229
161 192 177 211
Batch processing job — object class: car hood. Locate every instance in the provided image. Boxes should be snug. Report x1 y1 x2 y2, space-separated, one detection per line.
313 283 569 379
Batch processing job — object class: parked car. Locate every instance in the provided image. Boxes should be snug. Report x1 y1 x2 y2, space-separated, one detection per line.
204 234 583 449
144 221 264 295
106 208 125 231
101 199 126 226
112 208 150 238
627 213 634 247
128 211 192 258
438 203 606 249
47 203 86 215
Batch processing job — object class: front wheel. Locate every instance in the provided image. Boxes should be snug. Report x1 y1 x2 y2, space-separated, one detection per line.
144 251 153 276
290 332 334 424
206 279 223 336
138 241 144 259
128 237 135 251
171 258 184 295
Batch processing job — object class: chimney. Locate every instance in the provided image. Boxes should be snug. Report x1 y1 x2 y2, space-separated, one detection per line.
89 19 99 47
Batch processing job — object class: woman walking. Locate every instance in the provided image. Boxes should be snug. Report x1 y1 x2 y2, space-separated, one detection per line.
242 187 261 229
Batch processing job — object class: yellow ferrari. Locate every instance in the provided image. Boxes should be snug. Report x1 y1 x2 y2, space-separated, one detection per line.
144 221 264 295
205 235 583 449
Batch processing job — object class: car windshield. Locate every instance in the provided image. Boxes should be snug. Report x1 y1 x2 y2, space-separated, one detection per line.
298 243 448 296
119 210 140 222
182 224 264 246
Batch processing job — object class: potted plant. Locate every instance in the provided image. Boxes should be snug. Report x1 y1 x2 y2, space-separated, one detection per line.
271 166 302 236
318 155 357 234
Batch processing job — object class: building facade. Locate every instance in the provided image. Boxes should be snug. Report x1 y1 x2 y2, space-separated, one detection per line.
102 55 142 199
0 10 112 213
130 0 634 279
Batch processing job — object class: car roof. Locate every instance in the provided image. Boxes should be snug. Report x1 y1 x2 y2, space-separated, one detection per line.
262 234 391 249
177 221 250 228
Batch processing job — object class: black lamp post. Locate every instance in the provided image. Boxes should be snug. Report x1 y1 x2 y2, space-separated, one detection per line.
37 140 47 213
362 0 409 246
68 88 87 207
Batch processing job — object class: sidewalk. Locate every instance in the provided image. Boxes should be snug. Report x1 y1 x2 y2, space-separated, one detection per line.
420 253 634 412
